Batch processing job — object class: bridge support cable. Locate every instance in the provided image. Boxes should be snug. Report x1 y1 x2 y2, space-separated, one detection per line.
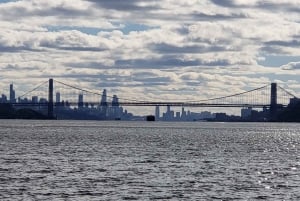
277 86 298 99
276 85 298 107
53 80 99 108
50 81 275 108
18 80 49 99
12 80 298 112
185 84 271 105
53 79 154 105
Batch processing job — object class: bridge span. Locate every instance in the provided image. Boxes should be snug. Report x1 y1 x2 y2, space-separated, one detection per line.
10 78 298 120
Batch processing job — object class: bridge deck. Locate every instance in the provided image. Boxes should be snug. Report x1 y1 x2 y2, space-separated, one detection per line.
11 102 279 108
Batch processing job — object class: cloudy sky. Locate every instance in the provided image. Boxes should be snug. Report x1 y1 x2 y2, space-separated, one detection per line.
1 0 300 112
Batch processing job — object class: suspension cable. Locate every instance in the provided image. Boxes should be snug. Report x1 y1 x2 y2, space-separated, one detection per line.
18 80 49 99
55 79 273 104
278 85 298 98
186 84 270 103
54 79 147 103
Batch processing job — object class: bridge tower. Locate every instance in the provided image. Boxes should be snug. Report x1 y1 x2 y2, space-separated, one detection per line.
48 78 54 119
270 83 277 121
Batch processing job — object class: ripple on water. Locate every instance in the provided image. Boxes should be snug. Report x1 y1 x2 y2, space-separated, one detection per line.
0 121 300 200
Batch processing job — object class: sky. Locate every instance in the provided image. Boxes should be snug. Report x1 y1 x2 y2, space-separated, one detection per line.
1 0 300 112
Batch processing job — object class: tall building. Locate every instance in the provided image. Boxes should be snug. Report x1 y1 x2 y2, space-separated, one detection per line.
111 95 120 117
176 112 181 120
100 89 107 106
100 89 108 116
181 107 187 120
56 92 61 103
32 96 38 103
167 105 171 114
241 107 252 119
164 105 174 121
78 93 83 108
9 84 16 103
155 105 160 120
112 95 119 107
0 94 7 103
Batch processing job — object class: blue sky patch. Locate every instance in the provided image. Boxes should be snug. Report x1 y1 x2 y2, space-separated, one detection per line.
46 23 157 35
120 23 157 34
46 26 103 35
259 55 300 67
0 0 18 3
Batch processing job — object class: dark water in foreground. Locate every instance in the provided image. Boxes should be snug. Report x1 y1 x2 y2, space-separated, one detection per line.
0 120 299 200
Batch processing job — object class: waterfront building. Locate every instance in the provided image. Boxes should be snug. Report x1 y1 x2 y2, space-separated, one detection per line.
289 97 300 106
164 105 174 121
100 89 108 116
100 89 107 106
241 107 252 119
39 98 47 103
78 93 83 108
111 95 121 118
32 96 38 103
0 94 7 103
181 107 187 121
9 84 16 103
56 92 61 103
155 106 160 120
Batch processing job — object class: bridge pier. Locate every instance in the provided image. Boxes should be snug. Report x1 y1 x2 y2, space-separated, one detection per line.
48 78 54 119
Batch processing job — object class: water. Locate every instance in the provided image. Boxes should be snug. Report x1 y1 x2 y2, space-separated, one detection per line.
0 120 299 200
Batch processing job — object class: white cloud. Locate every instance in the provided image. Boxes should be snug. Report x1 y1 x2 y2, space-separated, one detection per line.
0 0 300 111
281 62 300 70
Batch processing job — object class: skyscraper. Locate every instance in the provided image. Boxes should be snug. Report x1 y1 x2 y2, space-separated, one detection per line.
0 94 7 103
9 84 16 103
165 105 173 120
100 89 108 116
32 96 38 103
78 93 83 108
56 92 61 103
100 89 107 107
112 95 120 118
155 105 160 120
112 95 119 107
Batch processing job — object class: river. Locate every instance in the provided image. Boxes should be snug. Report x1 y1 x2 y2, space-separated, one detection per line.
0 120 299 200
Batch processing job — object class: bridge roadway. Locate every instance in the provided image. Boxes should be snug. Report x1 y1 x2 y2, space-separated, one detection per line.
12 102 280 108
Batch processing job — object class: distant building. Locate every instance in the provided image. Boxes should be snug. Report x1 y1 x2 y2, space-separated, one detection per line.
155 105 160 120
181 107 187 121
18 97 29 103
32 96 38 103
289 97 300 107
0 94 7 103
100 89 108 107
215 113 228 121
39 98 47 103
164 105 174 121
56 92 61 103
78 93 83 108
111 95 121 118
9 84 16 103
241 107 252 119
100 89 108 116
112 95 119 107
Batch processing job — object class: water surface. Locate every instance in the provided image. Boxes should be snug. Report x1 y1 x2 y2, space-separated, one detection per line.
0 120 299 200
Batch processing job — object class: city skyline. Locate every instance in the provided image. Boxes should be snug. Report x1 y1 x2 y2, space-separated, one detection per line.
1 0 300 110
0 81 217 121
1 80 298 122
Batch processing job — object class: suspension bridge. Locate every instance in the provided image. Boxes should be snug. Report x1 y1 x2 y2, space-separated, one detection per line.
9 78 299 120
